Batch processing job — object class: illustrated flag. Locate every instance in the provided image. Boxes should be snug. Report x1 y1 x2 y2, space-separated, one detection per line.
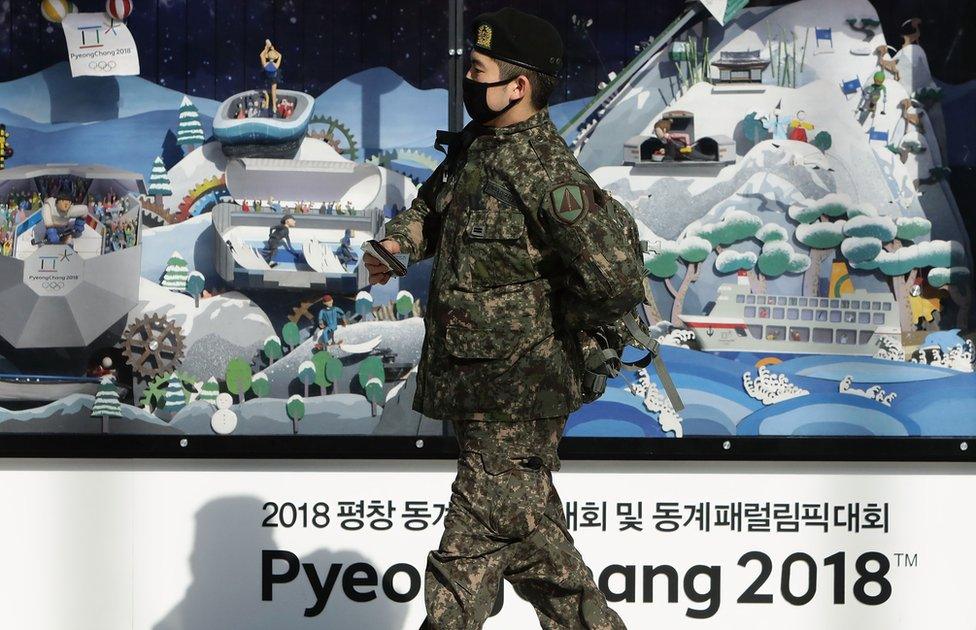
868 128 890 143
841 77 862 96
61 12 140 77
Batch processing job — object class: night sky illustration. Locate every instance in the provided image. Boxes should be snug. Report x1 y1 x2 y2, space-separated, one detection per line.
1 0 971 104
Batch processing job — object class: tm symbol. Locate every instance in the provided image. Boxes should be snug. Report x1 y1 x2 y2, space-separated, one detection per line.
893 552 918 568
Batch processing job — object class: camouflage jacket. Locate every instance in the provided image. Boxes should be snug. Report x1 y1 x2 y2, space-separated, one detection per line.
382 108 645 421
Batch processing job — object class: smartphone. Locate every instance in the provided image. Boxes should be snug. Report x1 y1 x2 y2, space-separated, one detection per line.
361 239 408 277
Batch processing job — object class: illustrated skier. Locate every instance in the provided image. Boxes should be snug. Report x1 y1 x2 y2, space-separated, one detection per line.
858 70 887 124
315 293 347 350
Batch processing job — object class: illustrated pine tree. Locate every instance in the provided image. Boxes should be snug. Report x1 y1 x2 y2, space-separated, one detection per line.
161 251 189 291
841 214 968 331
788 194 851 297
91 376 122 433
286 395 305 434
163 372 188 413
176 96 206 152
147 156 173 205
186 271 205 307
297 360 317 398
198 377 221 406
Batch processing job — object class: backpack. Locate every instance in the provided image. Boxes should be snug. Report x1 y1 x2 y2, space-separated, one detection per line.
571 190 684 411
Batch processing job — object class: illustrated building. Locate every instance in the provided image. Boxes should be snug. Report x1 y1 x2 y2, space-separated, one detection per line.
711 50 770 83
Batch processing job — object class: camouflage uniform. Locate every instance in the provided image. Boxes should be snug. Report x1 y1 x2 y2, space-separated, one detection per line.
383 108 640 629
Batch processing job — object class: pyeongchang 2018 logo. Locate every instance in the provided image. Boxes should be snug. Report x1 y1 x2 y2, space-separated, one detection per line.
263 549 899 619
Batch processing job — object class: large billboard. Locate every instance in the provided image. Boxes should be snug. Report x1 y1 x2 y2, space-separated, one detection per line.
0 0 973 460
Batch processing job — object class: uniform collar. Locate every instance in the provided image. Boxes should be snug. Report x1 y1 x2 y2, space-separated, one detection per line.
468 107 551 137
434 109 551 160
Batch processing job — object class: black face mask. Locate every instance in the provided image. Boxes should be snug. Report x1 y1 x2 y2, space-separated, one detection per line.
462 76 522 124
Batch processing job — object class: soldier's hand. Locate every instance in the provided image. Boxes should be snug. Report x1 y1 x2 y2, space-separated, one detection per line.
365 238 400 285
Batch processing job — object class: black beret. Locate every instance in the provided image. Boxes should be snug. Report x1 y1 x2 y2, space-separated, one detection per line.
471 8 563 77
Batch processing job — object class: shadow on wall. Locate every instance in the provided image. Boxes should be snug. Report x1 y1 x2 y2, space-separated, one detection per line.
42 65 121 123
347 70 401 156
153 496 410 630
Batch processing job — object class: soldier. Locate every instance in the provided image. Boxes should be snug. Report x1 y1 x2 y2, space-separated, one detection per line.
364 8 642 630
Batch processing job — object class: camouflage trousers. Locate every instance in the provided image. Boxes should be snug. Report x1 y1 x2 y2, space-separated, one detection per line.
420 416 627 630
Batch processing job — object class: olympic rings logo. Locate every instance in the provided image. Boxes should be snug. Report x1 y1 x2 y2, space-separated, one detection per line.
88 60 118 71
41 281 65 291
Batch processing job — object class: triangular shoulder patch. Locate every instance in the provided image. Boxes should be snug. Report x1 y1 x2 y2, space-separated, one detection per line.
547 182 590 226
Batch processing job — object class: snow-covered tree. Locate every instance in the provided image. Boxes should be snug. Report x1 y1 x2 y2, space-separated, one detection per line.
788 193 852 296
395 290 414 319
263 335 283 366
355 290 374 320
198 377 220 406
161 251 189 291
286 395 305 434
186 271 205 307
647 209 762 325
840 214 967 331
176 96 206 151
251 372 270 398
147 156 172 204
91 376 122 433
364 377 384 416
163 372 188 413
297 360 317 398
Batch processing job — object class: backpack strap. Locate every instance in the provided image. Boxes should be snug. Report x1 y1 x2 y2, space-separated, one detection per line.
620 313 684 412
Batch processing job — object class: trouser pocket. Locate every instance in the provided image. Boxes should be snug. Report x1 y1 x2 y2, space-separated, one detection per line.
464 450 551 540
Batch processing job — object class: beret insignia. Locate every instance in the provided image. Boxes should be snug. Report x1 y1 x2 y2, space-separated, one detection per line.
548 183 589 225
476 24 492 49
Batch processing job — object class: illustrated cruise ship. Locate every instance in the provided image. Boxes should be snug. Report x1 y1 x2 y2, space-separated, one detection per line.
681 282 901 356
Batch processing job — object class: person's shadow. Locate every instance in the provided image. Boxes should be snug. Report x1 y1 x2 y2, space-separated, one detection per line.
153 496 408 630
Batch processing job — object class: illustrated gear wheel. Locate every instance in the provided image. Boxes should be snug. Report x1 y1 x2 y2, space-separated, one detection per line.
122 313 187 378
307 115 359 161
